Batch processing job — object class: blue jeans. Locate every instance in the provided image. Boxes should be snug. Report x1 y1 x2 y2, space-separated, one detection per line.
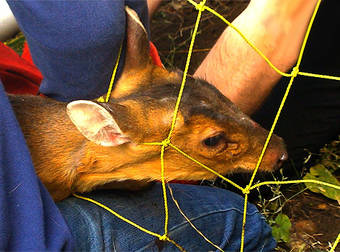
57 183 275 251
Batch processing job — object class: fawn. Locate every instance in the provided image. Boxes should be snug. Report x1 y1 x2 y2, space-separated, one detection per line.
9 7 287 201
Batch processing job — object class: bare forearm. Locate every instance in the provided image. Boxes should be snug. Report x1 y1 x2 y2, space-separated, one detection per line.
194 0 318 114
147 0 162 17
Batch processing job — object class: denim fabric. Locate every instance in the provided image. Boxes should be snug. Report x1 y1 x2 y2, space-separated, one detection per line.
6 0 149 102
0 83 74 251
58 183 275 251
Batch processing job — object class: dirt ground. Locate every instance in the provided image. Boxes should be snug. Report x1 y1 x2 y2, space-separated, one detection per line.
150 1 340 251
150 0 249 72
284 188 340 251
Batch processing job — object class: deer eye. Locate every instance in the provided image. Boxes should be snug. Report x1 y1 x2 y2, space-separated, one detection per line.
203 134 224 147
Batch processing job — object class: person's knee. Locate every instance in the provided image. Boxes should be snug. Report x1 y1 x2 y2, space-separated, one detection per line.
57 184 276 251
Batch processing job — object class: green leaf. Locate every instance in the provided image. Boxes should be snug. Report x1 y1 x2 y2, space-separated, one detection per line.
303 164 340 204
271 213 291 243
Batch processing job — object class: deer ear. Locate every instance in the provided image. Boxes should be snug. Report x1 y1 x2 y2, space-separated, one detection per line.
123 6 150 71
111 6 153 98
111 6 181 99
66 100 130 146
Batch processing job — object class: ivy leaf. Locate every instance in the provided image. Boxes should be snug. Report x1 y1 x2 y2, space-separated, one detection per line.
303 164 340 204
271 213 291 243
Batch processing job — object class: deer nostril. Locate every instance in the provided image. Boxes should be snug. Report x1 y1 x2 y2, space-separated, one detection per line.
276 151 288 169
280 152 288 161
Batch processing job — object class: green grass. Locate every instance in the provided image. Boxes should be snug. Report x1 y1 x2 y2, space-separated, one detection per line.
4 32 25 55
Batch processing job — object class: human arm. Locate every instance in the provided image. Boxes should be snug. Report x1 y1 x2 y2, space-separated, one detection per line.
194 0 318 114
147 0 162 18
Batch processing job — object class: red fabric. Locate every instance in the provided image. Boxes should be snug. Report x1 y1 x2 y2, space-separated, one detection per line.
0 42 42 95
149 42 163 68
21 41 35 65
0 41 163 95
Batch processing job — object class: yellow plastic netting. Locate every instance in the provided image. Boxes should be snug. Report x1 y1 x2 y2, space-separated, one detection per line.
77 0 340 251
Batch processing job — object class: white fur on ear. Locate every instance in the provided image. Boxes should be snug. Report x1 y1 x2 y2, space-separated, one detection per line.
66 100 130 147
125 6 147 34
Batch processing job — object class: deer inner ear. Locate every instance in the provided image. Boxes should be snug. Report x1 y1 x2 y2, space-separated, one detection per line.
67 100 130 147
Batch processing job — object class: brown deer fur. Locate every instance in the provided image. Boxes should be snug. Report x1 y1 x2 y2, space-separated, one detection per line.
9 7 287 201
